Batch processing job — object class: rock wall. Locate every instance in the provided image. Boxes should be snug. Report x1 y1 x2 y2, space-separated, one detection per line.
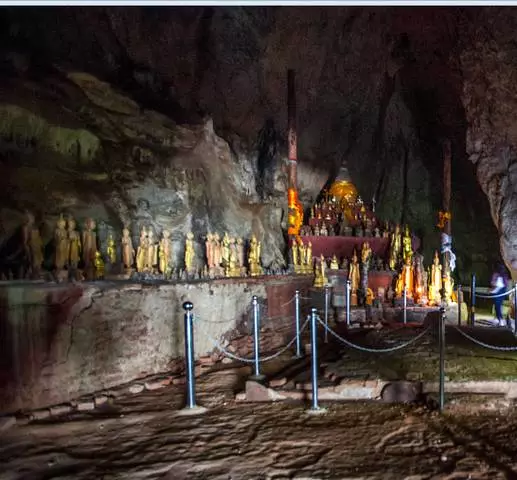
0 275 312 413
460 8 517 279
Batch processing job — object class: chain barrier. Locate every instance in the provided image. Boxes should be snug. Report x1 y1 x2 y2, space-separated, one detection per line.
316 315 432 353
193 314 310 364
280 296 295 308
451 325 517 351
475 287 515 299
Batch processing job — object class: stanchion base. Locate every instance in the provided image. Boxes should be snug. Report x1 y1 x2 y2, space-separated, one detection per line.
306 407 327 415
291 354 304 360
177 405 208 416
248 374 267 383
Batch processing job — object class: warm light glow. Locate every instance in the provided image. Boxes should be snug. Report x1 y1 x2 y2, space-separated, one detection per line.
328 180 358 205
287 187 304 235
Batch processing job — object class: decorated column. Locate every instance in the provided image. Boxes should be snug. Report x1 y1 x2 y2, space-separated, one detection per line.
287 69 303 236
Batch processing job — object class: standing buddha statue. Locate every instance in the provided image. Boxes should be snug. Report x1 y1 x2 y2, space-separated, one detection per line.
67 217 81 269
429 251 442 305
54 214 69 270
402 225 413 263
121 226 135 270
395 256 415 298
388 224 402 270
107 232 117 265
349 249 361 302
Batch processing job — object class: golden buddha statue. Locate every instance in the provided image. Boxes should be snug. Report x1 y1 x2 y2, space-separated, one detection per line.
185 232 195 274
429 251 442 305
54 214 69 270
388 224 402 270
121 227 135 269
158 230 171 275
107 233 117 264
291 237 299 269
402 225 413 263
82 218 97 268
330 254 339 270
94 250 105 279
395 256 414 298
349 249 360 295
147 229 158 271
305 241 313 273
248 234 262 277
313 255 327 288
222 232 231 269
67 217 81 269
297 238 306 274
136 227 148 273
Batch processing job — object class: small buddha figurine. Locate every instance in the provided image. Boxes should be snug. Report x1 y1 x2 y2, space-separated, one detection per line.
388 224 402 270
429 251 442 305
107 232 117 265
221 232 231 269
136 227 149 272
313 255 327 288
54 214 69 270
402 225 413 263
185 232 195 274
67 217 81 269
212 233 222 272
320 223 328 236
236 238 245 274
159 230 172 274
147 229 158 271
330 254 339 270
305 241 313 272
248 234 262 276
297 239 306 273
121 226 135 269
313 225 320 236
82 218 97 268
291 237 299 268
94 250 105 279
395 256 414 298
349 249 361 297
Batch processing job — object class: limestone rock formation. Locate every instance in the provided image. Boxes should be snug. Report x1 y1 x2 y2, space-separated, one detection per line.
460 8 517 278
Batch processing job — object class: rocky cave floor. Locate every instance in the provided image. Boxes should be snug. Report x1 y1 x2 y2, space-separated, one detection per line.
3 342 517 480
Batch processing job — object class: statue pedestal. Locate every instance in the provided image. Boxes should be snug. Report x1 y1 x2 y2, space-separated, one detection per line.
393 296 415 307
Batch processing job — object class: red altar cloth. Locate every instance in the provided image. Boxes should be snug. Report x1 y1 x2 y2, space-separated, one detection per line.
303 236 389 259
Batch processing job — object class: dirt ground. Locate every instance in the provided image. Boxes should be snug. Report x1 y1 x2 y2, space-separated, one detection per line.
2 365 517 480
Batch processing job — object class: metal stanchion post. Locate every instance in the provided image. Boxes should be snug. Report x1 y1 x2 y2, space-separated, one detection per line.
308 307 325 414
346 279 351 327
180 301 206 415
324 285 330 343
439 306 446 413
294 290 302 357
457 285 462 326
403 287 407 325
470 273 476 327
514 285 517 335
250 295 265 382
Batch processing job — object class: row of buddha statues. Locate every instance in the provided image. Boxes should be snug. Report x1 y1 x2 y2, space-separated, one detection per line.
394 251 450 306
14 212 267 281
202 232 263 278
